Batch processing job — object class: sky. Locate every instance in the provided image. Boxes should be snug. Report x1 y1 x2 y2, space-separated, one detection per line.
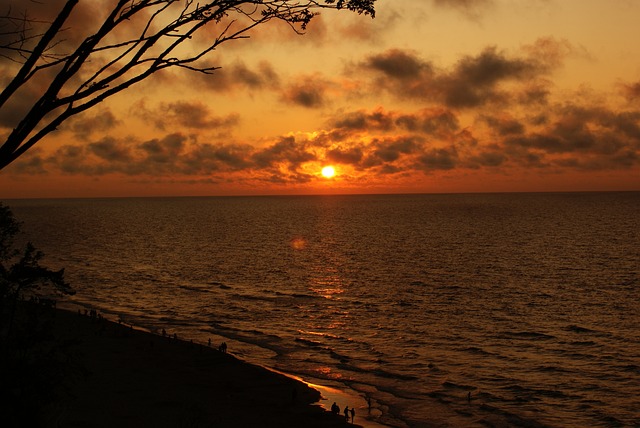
1 0 639 198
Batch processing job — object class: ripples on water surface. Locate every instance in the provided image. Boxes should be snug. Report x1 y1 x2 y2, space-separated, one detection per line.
7 192 640 427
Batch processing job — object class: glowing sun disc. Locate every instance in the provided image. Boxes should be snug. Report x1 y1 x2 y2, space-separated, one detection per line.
321 166 336 178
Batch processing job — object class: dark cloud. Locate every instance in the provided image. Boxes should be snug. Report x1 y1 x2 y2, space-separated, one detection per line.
0 0 100 60
521 37 574 70
517 81 551 106
134 100 240 131
5 147 47 174
89 137 133 163
496 104 640 171
364 49 429 80
467 144 507 168
432 0 492 6
53 145 87 174
252 136 316 168
183 142 252 173
480 115 526 136
429 0 498 21
69 109 120 141
281 79 328 108
621 80 640 103
415 146 459 171
440 47 541 108
359 45 554 109
456 47 535 87
197 60 280 93
139 133 186 165
372 137 422 163
330 107 458 137
331 108 395 131
396 108 459 136
326 147 364 165
362 137 423 173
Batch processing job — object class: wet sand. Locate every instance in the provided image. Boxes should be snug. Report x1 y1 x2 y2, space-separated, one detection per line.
36 306 366 427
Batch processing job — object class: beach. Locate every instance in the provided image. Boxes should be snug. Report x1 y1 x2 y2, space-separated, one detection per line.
5 302 371 428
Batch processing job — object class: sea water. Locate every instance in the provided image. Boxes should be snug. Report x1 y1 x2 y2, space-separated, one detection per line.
5 192 640 427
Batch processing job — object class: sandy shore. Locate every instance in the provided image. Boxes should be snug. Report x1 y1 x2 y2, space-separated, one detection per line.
9 303 370 428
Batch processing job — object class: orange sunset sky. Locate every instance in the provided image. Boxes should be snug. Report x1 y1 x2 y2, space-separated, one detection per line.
1 0 639 198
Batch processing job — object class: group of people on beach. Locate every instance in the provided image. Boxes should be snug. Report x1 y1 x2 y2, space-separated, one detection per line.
330 402 355 423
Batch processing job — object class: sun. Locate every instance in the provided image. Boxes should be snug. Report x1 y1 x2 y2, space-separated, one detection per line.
321 165 336 178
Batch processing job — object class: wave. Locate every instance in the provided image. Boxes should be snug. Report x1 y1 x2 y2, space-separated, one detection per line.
177 284 217 293
568 340 597 346
294 337 325 348
460 346 496 356
441 380 475 391
566 324 598 334
498 331 556 340
335 363 419 381
534 365 570 373
501 383 571 400
477 404 550 428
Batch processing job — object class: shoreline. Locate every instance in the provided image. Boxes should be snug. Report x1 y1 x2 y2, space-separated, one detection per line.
34 303 384 427
56 300 389 428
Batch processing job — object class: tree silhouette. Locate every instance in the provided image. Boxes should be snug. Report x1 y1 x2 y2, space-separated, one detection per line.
0 203 75 426
0 0 376 170
0 203 73 331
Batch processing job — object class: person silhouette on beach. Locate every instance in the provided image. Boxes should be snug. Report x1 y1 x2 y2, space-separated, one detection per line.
350 407 355 423
344 406 349 421
331 402 338 414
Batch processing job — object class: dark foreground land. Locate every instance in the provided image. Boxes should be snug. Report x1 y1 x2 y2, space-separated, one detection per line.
1 301 360 428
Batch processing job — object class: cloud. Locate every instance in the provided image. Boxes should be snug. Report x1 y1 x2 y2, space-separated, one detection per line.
196 60 281 93
621 80 640 103
431 0 494 20
182 142 253 173
358 44 557 108
0 0 100 58
7 96 640 185
68 109 120 141
480 114 526 136
280 77 331 108
439 47 543 108
365 136 423 166
134 100 240 131
252 136 317 169
415 146 459 171
330 107 459 137
139 133 186 166
326 146 364 164
365 49 428 80
89 137 133 163
330 108 395 131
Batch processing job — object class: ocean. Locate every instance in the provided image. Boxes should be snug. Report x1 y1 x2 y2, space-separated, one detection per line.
5 192 639 427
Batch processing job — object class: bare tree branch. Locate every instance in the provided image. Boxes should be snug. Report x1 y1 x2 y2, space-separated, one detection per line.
0 0 376 170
